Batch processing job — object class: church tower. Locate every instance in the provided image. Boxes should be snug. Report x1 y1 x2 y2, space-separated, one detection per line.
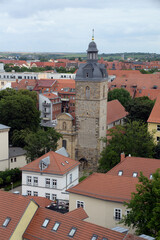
75 34 108 169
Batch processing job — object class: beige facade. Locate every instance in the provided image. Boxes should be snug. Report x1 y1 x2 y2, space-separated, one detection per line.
9 155 27 169
148 122 160 144
69 192 134 233
56 113 77 159
0 126 10 170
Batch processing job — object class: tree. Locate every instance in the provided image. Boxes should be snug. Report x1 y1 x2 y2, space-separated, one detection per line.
108 88 131 107
121 170 160 238
24 128 62 161
0 93 40 137
125 96 155 123
98 121 155 172
154 142 160 159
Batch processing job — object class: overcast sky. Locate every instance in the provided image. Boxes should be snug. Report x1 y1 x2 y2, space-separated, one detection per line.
0 0 160 53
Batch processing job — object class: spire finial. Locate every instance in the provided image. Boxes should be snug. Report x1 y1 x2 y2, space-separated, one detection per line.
92 29 94 41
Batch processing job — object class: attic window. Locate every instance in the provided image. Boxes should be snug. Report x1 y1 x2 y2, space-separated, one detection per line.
61 163 65 166
102 238 108 240
65 161 69 164
42 219 50 228
118 171 123 176
2 217 11 227
133 172 138 177
150 174 153 179
91 234 98 240
52 222 60 231
68 227 77 237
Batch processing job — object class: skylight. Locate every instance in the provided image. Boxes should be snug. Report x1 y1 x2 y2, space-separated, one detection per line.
91 234 98 240
118 170 123 176
133 172 138 177
52 222 60 231
102 238 108 240
150 174 153 179
42 219 50 228
2 217 11 227
61 163 65 166
65 160 69 164
68 227 77 237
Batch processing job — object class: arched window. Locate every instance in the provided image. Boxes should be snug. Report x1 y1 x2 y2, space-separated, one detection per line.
103 85 105 98
86 86 90 99
62 139 67 149
63 122 67 130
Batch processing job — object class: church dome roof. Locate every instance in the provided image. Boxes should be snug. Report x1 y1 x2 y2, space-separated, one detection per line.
87 41 98 52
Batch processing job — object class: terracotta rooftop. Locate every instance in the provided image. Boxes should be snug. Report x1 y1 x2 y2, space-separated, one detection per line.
43 92 59 99
53 79 75 92
23 207 144 240
34 79 56 88
20 151 80 175
107 154 160 178
67 173 138 203
107 100 128 125
11 79 37 90
26 195 53 208
147 94 160 123
65 207 88 220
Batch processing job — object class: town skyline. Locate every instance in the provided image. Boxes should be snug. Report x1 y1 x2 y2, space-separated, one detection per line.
0 0 160 53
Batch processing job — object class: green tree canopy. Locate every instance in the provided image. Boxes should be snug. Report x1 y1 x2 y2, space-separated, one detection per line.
121 170 160 238
24 128 62 161
98 121 155 172
125 96 155 123
108 88 131 107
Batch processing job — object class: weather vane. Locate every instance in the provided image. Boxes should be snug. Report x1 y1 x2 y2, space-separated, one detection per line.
92 29 94 41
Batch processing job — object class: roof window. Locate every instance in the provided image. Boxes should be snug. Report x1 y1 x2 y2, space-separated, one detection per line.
68 227 77 237
118 170 123 176
91 234 98 240
133 172 138 177
61 163 65 166
2 217 11 227
52 222 60 231
42 218 50 228
102 238 108 240
150 174 153 179
65 160 69 164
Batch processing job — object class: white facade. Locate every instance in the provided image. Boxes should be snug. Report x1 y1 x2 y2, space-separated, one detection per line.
39 94 52 121
22 166 79 201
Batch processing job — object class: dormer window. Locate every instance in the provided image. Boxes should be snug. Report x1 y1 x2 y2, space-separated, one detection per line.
42 219 50 228
118 170 123 176
68 227 77 237
2 217 11 227
91 234 98 240
133 172 138 177
150 174 153 179
86 72 89 78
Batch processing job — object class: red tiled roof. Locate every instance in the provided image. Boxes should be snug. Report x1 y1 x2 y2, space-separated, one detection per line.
23 207 143 240
53 79 75 92
65 207 88 220
135 89 160 100
107 155 160 178
21 151 80 175
107 100 128 125
26 196 53 208
108 70 142 77
35 79 56 88
43 92 59 99
0 190 34 239
67 173 138 203
147 94 160 123
11 79 37 90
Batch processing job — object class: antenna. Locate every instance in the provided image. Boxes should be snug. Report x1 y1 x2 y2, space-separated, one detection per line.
92 29 94 41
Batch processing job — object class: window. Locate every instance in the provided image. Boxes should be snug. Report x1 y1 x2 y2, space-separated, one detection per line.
118 170 123 176
70 174 72 184
91 234 98 240
42 219 50 228
1 81 4 86
68 227 77 237
52 179 57 189
157 125 160 131
133 172 138 177
86 86 90 99
33 177 38 186
157 137 160 142
45 178 50 188
27 176 32 185
63 121 67 130
2 217 11 227
114 208 122 220
52 222 60 231
11 158 13 163
62 139 67 149
125 210 130 215
52 194 57 201
33 191 38 196
150 174 153 179
103 85 105 98
27 190 32 196
14 158 16 162
77 200 84 209
45 193 50 199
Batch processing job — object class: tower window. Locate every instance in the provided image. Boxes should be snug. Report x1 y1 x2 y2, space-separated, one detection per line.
103 85 105 98
62 139 67 149
86 86 90 99
86 72 89 78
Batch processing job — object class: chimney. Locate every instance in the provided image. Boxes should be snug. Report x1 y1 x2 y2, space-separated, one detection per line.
120 152 125 162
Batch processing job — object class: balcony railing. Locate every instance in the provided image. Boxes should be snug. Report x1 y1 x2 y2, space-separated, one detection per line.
42 103 51 107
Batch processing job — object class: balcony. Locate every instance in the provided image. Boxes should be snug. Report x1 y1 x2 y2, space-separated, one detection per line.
42 102 51 107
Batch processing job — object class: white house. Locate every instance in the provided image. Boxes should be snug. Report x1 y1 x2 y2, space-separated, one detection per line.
21 151 80 201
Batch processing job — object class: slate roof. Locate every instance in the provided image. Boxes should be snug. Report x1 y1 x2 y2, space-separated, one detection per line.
107 155 160 178
67 173 138 203
147 94 160 123
107 100 128 125
9 147 26 158
0 124 10 130
20 151 80 175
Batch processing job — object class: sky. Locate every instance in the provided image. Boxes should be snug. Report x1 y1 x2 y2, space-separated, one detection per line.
0 0 160 53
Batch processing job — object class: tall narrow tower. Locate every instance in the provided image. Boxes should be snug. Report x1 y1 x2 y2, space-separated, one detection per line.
75 36 108 169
